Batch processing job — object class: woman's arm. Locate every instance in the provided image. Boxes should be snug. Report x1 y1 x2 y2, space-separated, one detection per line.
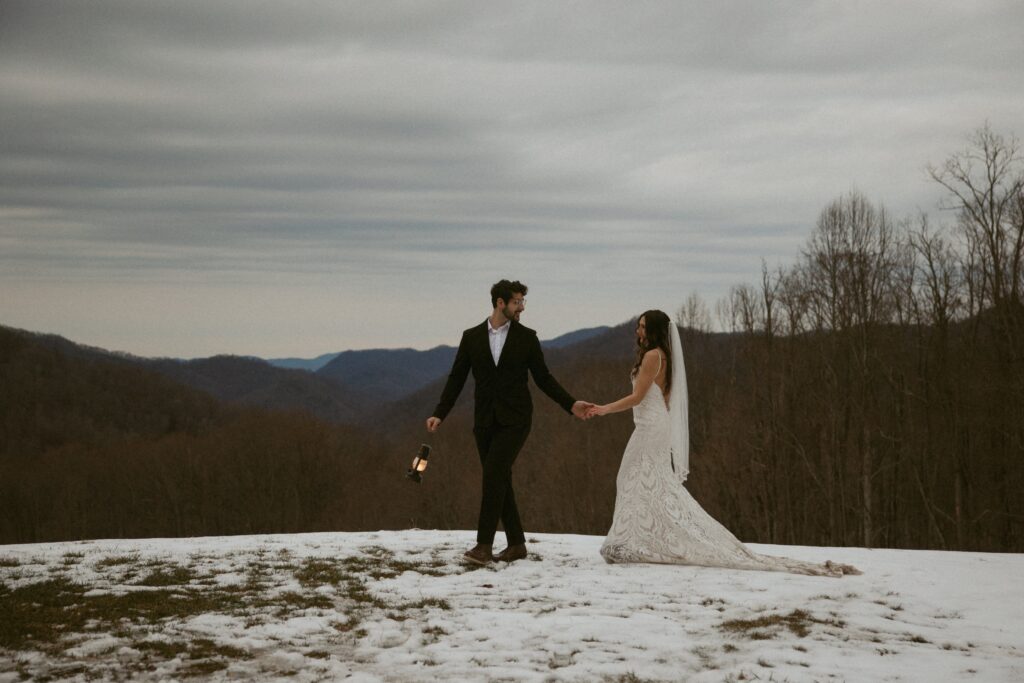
589 350 660 416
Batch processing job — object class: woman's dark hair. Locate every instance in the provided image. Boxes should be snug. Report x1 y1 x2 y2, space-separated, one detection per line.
631 309 672 397
490 279 528 308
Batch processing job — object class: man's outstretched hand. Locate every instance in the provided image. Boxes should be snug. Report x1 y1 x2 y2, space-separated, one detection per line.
572 401 595 420
426 417 442 433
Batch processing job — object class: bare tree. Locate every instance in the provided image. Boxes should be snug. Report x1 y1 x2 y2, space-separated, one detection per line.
799 191 906 546
760 260 781 346
803 191 902 333
775 264 812 336
678 291 713 332
929 124 1024 311
910 215 963 330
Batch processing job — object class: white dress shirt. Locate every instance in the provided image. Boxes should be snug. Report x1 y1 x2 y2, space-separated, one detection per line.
487 318 510 365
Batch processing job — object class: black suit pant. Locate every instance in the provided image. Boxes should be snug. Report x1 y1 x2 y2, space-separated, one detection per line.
473 421 530 546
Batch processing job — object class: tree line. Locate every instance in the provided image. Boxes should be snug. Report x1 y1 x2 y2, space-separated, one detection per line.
684 124 1024 551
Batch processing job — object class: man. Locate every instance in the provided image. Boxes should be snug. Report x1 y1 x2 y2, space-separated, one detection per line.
427 279 592 565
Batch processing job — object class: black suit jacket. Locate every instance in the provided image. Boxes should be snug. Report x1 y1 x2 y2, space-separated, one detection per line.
432 320 576 428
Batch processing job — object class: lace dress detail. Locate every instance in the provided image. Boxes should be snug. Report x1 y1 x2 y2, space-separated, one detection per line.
600 370 857 577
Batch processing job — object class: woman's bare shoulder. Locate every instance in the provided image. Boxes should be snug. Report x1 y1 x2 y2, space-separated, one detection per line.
641 349 664 365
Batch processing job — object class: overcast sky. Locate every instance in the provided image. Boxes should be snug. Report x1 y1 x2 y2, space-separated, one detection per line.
2 1 1021 358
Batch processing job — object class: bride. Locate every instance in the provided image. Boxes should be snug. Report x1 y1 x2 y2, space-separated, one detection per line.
587 310 859 577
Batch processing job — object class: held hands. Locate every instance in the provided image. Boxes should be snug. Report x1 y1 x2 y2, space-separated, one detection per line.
572 401 611 419
571 401 595 420
425 417 442 433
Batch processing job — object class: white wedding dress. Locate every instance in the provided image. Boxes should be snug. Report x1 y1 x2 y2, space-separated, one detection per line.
600 351 858 577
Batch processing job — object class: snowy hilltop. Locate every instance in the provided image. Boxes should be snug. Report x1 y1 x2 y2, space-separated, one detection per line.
1 530 1021 681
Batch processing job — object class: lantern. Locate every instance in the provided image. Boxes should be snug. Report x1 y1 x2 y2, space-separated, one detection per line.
406 443 431 483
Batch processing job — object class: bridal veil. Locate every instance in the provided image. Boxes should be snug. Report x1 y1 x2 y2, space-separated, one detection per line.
668 320 689 484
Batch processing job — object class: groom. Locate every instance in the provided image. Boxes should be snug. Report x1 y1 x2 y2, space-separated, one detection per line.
426 279 592 565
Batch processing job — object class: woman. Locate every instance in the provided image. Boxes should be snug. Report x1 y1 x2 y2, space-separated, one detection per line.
588 310 858 577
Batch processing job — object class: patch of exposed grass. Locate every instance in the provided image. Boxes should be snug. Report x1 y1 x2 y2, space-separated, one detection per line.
295 558 347 587
0 578 87 649
0 556 20 567
295 554 456 636
691 644 716 669
386 558 448 577
382 593 450 622
604 674 659 683
367 547 425 577
244 563 270 591
95 554 140 569
136 639 191 658
26 662 93 682
719 608 844 640
0 567 340 653
275 590 333 615
352 547 451 578
399 597 451 611
60 552 84 565
175 640 250 678
341 576 387 609
191 638 247 659
135 564 198 587
82 584 250 627
5 546 473 677
331 618 356 632
181 660 229 677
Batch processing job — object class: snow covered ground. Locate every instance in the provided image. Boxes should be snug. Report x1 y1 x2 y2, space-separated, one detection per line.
1 529 1021 681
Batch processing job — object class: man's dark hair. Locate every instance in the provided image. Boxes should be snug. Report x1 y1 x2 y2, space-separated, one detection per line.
490 279 528 308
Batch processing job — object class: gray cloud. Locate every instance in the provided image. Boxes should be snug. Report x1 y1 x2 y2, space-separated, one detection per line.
2 1 1022 356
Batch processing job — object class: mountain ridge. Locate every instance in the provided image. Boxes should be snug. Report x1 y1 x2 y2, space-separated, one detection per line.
0 321 624 426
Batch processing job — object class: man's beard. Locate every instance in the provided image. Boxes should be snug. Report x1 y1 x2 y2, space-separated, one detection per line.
502 306 519 321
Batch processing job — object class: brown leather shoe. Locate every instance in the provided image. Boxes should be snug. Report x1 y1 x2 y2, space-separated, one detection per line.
494 543 528 563
462 544 493 566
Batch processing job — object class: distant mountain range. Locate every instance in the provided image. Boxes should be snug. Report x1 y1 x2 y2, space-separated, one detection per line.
146 355 367 424
264 325 612 406
0 323 617 426
266 325 610 372
264 352 342 373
